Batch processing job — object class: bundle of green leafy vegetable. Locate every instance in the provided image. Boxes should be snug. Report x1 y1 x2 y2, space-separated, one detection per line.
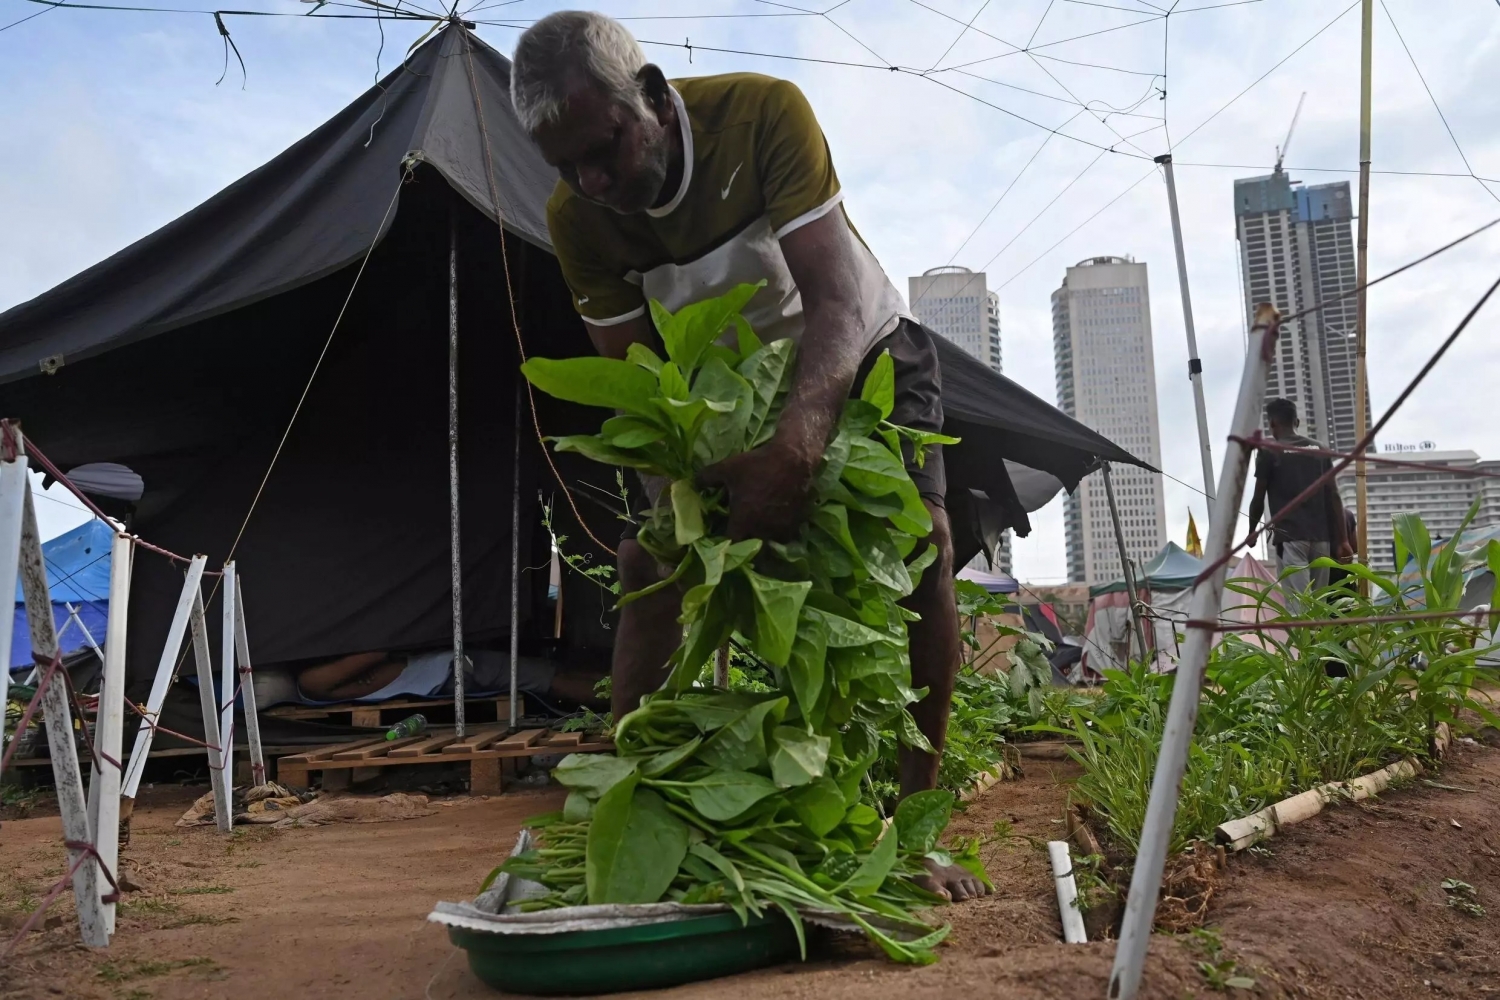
499 283 986 964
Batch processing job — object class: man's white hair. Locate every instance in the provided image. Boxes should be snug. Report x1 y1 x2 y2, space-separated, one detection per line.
510 11 652 133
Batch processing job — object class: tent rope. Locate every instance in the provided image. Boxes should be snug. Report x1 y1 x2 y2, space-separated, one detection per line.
456 25 617 558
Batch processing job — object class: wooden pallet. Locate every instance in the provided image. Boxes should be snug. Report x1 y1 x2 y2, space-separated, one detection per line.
265 694 522 729
273 727 612 794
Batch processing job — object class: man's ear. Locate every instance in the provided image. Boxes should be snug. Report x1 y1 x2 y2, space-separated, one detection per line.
638 64 671 120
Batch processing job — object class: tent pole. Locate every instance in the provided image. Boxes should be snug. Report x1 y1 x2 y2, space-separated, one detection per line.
509 373 521 731
122 556 206 802
449 204 466 739
0 433 27 770
93 530 132 937
1101 463 1148 662
1109 304 1280 1000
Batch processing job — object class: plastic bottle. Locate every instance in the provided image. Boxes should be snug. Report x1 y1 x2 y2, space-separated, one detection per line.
385 713 427 740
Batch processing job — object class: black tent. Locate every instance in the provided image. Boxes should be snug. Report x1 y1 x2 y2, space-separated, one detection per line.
0 26 1145 693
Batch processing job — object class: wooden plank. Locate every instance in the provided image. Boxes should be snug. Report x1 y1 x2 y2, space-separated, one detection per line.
330 735 425 761
349 707 381 728
388 734 461 758
442 727 506 755
266 694 519 721
278 737 388 766
495 728 545 750
543 732 583 748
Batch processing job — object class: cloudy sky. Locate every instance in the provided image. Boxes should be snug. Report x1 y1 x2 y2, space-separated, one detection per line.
4 0 1500 578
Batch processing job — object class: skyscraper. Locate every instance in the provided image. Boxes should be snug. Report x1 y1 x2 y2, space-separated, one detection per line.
1052 257 1166 585
907 266 1008 573
907 266 1002 373
1234 167 1370 453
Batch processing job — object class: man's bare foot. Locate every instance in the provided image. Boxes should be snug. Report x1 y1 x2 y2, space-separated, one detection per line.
916 857 990 902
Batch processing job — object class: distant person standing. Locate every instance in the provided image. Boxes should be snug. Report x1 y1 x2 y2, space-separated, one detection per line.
1246 398 1352 604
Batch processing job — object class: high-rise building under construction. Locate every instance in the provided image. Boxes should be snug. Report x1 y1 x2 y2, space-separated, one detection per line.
1233 167 1371 453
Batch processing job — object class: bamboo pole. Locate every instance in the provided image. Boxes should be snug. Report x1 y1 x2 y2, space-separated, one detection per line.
1353 0 1374 576
93 531 132 936
1108 304 1281 1000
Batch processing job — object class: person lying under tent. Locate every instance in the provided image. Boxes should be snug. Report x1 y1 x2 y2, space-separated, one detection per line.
252 649 607 709
510 10 988 903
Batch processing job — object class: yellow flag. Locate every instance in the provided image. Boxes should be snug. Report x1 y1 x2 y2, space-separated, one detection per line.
1185 509 1203 558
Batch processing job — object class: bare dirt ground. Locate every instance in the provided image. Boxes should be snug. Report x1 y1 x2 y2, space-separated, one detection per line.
3 739 1498 1000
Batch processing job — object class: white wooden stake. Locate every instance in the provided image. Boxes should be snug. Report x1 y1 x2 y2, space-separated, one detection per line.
234 577 266 787
219 563 236 797
20 487 109 946
122 555 206 800
92 531 132 937
189 588 231 832
1108 305 1280 1000
0 451 28 771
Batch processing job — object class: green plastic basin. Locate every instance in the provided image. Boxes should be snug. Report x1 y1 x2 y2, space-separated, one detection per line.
447 910 800 995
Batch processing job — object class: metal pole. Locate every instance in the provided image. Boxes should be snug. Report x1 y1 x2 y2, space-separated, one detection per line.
1109 304 1282 1000
449 206 466 739
1155 154 1216 507
0 437 27 759
1353 0 1374 577
1101 463 1148 663
509 375 521 731
233 583 266 786
219 561 236 796
189 588 231 833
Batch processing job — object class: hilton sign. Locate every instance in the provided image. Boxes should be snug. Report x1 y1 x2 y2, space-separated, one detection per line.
1382 442 1436 452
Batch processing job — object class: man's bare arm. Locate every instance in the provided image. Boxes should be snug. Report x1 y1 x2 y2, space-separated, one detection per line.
699 210 867 540
772 209 868 465
583 314 660 361
1246 477 1269 546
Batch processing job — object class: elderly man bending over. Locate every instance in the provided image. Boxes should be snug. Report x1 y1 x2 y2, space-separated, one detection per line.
510 11 986 902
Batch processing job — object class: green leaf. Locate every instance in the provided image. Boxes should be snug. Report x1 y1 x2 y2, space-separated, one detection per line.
625 342 665 374
586 777 689 904
689 842 747 894
745 569 812 667
859 350 896 419
601 415 666 449
733 315 763 357
803 606 897 648
552 434 664 471
786 618 829 724
691 358 754 465
521 356 658 417
553 753 638 799
658 361 690 401
738 339 795 442
638 736 703 778
898 709 935 753
671 479 706 546
790 776 846 837
842 825 898 897
614 551 689 609
769 726 831 788
894 789 954 853
682 769 781 821
849 510 914 594
651 283 764 373
563 789 593 822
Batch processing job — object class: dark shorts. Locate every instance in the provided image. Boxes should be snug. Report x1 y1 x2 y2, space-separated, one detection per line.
622 318 946 540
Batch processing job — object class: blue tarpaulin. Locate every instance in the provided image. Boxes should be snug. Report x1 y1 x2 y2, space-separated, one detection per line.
10 519 114 670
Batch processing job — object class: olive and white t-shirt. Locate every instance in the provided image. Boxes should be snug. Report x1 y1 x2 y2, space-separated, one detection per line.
546 73 910 357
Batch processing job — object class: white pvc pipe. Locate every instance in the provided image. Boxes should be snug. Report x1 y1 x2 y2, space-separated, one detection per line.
1109 304 1280 999
234 576 266 786
1048 840 1087 944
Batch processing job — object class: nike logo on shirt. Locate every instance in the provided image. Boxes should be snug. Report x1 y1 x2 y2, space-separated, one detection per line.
721 162 743 200
578 295 590 305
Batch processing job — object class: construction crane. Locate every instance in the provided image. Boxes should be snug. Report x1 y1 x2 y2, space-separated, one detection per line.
1275 92 1308 172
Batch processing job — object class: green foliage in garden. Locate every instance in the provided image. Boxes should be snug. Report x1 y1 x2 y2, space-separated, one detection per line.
499 282 970 964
